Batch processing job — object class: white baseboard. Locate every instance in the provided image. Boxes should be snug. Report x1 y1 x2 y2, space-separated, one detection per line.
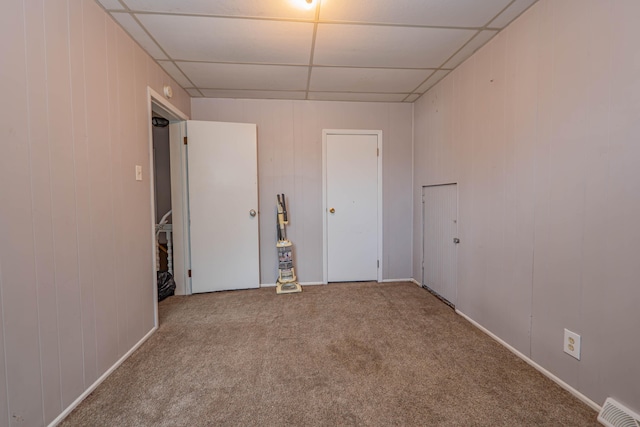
49 326 158 427
409 278 421 286
381 278 414 283
455 310 601 412
265 280 416 287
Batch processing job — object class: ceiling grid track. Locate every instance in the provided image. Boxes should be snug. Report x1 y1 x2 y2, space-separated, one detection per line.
96 0 540 103
304 0 322 100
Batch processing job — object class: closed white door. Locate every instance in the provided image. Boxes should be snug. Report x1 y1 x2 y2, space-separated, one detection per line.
326 133 379 282
422 184 458 305
187 120 260 293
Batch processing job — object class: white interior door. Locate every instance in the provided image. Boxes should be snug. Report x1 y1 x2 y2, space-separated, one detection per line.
187 120 259 293
422 184 458 305
325 133 380 282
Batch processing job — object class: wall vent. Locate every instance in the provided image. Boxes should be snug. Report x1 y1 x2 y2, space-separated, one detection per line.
598 398 640 427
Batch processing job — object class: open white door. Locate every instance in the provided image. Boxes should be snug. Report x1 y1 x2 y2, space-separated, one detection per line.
187 120 260 293
324 131 382 283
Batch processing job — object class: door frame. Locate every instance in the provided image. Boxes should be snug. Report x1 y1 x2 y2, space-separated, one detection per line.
147 87 188 327
322 129 383 284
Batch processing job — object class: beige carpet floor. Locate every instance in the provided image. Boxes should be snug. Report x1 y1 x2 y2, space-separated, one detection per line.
61 282 598 426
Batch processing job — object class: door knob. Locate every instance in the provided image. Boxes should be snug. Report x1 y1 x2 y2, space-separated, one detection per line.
453 238 460 244
249 209 257 217
329 208 335 214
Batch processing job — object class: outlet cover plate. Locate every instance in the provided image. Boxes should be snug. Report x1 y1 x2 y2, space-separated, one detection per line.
564 328 581 360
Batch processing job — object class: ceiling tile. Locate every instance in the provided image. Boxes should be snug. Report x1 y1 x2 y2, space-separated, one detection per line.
178 62 309 91
404 94 421 103
111 13 167 60
442 30 498 69
157 61 192 88
489 0 538 28
310 67 431 93
314 24 475 68
97 0 125 10
121 0 317 20
186 88 203 97
104 0 538 103
415 70 450 93
200 90 307 100
137 14 313 64
319 0 511 27
308 92 407 102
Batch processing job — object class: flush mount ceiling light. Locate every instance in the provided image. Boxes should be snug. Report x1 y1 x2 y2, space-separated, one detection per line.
291 0 314 10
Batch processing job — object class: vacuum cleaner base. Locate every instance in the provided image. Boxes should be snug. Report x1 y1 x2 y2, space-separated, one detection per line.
276 281 302 294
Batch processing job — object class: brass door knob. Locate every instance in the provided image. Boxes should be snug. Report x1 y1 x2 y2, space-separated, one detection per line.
329 208 335 213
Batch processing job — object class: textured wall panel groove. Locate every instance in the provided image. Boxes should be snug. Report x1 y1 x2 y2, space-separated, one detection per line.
1 0 191 424
192 99 413 284
413 0 640 412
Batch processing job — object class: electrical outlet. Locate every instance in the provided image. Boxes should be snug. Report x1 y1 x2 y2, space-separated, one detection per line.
135 165 143 181
564 328 581 360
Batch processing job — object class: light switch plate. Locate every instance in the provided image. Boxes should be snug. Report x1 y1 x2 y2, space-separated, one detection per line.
135 165 142 181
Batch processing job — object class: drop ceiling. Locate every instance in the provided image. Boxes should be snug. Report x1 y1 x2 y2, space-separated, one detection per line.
96 0 537 103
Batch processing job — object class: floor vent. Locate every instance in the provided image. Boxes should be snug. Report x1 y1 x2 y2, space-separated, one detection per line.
598 398 640 427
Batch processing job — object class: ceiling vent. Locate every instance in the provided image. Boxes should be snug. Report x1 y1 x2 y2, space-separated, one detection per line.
598 398 640 427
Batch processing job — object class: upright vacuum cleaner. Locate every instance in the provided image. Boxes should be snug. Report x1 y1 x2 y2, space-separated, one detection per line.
276 194 302 294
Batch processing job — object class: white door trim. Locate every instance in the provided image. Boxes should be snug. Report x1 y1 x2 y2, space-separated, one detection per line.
147 87 188 327
322 129 383 284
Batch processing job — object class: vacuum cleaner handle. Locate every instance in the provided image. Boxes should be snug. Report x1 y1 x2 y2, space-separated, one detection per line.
276 194 286 241
281 193 288 222
277 220 281 241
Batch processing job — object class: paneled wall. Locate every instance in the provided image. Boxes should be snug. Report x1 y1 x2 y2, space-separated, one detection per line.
192 99 413 284
0 1 190 425
413 0 640 412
